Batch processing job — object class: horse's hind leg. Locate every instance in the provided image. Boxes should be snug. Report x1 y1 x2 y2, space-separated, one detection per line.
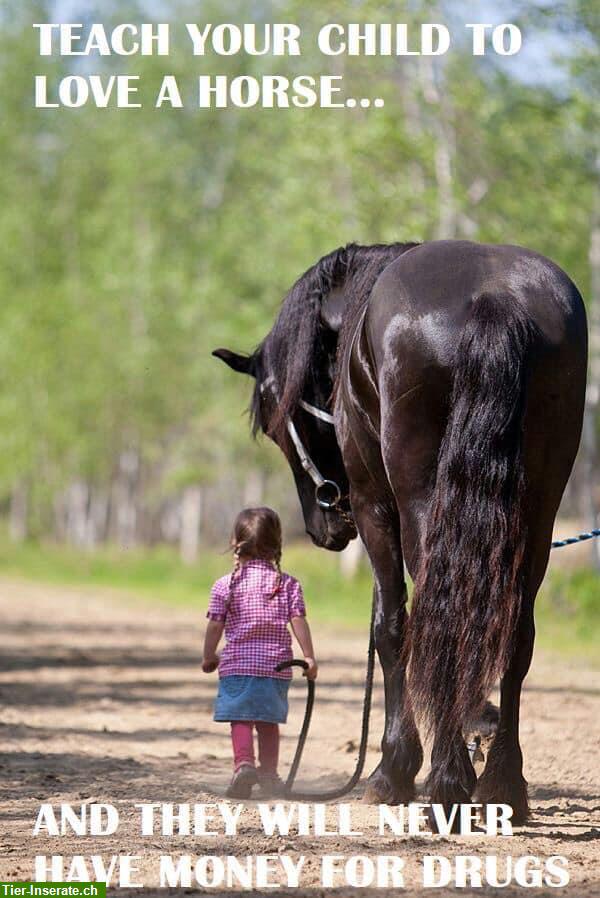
475 417 580 826
475 535 551 823
352 493 423 804
396 493 479 826
427 727 478 825
474 597 534 823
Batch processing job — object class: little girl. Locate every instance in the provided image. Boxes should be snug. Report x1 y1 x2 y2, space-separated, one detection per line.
202 506 318 799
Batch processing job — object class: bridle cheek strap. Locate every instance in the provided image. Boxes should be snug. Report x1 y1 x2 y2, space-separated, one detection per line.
261 376 341 509
285 418 342 508
298 399 335 425
285 418 325 486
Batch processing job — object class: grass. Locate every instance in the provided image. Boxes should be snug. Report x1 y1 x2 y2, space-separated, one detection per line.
0 537 597 663
0 537 374 628
534 566 600 661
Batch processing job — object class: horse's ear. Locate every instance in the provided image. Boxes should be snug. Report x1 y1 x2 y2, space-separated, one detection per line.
212 348 256 377
320 287 345 333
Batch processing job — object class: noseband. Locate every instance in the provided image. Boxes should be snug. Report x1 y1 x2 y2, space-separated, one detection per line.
260 375 345 511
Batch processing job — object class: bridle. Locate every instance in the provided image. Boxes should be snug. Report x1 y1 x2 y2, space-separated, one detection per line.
260 374 351 515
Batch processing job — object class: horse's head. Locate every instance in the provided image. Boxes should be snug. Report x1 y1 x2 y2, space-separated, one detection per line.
212 243 415 551
213 290 356 551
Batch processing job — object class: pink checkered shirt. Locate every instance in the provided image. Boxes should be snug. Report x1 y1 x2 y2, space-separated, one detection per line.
207 559 306 679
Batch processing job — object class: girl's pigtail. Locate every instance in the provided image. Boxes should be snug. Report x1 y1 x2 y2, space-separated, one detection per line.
227 548 242 608
269 554 282 599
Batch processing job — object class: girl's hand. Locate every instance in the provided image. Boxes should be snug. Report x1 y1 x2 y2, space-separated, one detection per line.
202 655 219 673
303 657 318 680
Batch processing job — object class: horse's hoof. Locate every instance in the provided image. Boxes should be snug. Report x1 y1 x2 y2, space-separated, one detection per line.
475 774 530 826
362 777 415 805
508 805 530 826
362 783 386 804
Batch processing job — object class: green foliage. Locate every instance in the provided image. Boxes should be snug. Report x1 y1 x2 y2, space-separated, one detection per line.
0 1 597 542
0 536 374 626
537 566 600 653
0 536 597 663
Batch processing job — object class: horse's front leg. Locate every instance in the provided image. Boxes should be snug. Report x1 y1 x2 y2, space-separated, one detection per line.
352 496 423 804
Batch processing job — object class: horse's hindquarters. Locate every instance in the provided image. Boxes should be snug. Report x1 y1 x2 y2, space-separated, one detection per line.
357 242 587 820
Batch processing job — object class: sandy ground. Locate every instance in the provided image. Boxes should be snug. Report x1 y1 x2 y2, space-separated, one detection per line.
1 576 599 897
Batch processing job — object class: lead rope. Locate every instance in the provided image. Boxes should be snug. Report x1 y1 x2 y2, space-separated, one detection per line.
551 527 600 548
276 596 376 801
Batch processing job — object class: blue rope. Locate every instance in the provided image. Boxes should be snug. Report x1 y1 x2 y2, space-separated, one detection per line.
551 528 600 549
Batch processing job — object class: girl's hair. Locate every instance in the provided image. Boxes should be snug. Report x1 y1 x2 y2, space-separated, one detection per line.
228 507 283 604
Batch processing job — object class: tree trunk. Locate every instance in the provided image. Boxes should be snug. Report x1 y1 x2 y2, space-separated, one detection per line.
180 485 203 565
9 481 27 543
65 480 89 548
583 159 600 569
109 450 140 549
53 491 67 542
418 56 457 240
243 469 265 507
86 488 109 548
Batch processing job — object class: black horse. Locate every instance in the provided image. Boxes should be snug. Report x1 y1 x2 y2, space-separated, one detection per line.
214 239 587 823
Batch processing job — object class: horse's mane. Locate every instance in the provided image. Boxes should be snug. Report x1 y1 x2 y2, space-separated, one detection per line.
251 241 419 438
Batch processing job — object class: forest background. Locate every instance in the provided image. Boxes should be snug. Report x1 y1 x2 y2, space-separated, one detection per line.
0 0 597 656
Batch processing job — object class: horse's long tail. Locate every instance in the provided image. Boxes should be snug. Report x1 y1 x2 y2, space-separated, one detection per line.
407 293 536 748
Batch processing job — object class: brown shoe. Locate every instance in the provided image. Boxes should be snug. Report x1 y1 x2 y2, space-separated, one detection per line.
226 764 258 799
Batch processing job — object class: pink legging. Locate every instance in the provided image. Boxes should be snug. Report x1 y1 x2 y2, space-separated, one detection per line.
231 721 279 773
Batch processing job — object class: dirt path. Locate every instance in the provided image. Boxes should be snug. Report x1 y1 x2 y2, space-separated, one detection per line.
1 577 599 897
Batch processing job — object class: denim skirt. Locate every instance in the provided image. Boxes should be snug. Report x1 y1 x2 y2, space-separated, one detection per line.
214 675 290 724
